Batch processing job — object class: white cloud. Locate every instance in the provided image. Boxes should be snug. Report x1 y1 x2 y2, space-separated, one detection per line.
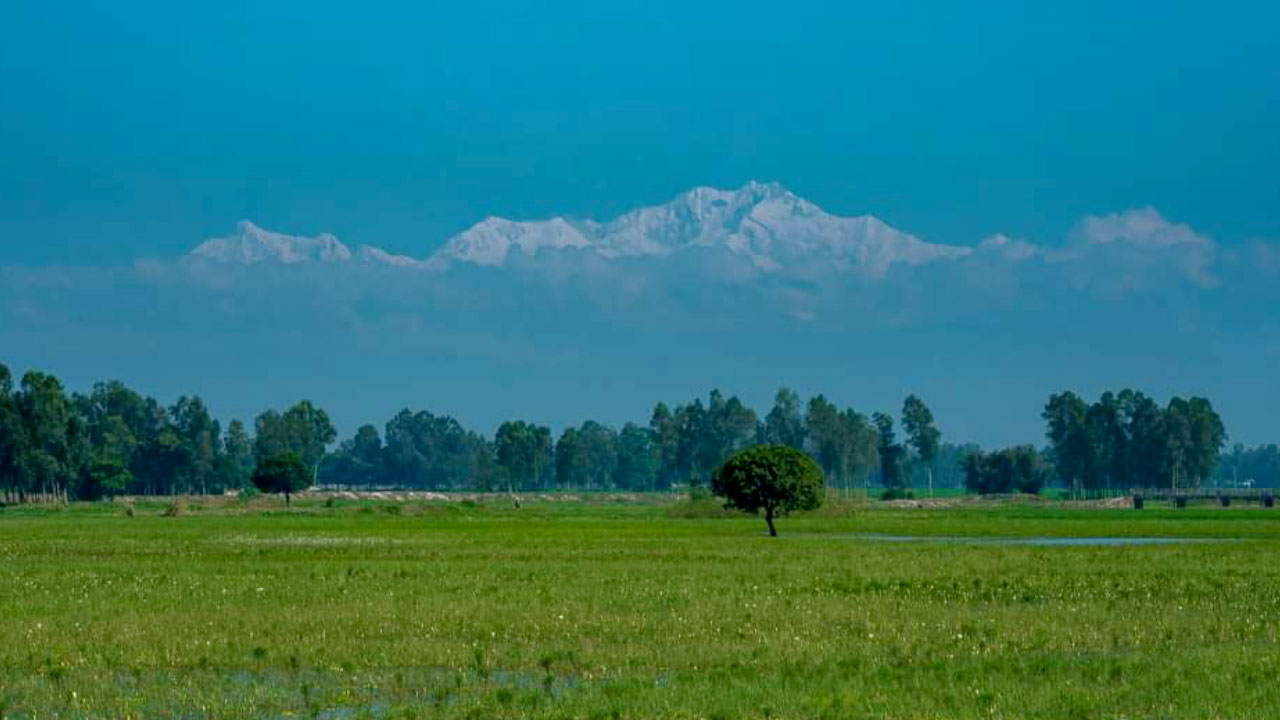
1064 207 1217 290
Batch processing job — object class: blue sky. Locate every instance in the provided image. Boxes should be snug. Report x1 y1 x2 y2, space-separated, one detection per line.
2 0 1277 263
1 1 1278 448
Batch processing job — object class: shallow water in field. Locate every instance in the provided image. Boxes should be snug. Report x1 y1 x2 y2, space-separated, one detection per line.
851 534 1230 546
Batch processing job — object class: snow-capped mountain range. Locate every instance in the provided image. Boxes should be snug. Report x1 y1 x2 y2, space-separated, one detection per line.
187 182 974 276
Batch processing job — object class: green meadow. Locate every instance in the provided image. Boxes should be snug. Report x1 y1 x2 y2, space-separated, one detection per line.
2 497 1279 719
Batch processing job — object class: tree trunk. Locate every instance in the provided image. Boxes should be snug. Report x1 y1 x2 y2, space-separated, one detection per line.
927 466 934 498
285 490 291 507
765 507 777 537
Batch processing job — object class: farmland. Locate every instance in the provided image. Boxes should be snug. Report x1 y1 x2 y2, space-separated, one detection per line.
2 496 1279 719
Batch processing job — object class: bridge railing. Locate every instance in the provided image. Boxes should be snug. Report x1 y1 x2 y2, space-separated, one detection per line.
1128 487 1276 508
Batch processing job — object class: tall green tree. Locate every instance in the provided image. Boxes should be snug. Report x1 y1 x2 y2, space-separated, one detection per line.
1184 396 1226 486
78 457 132 501
872 412 906 490
805 395 847 490
901 395 941 497
649 391 756 489
74 382 144 477
171 396 221 494
575 421 619 490
760 387 806 449
1162 397 1194 489
1085 392 1126 488
1123 390 1166 487
0 364 25 503
379 410 493 490
841 408 880 491
135 424 187 496
16 371 81 502
495 420 552 492
254 401 336 479
672 400 706 486
323 424 386 490
76 384 181 497
350 424 384 488
649 403 680 489
218 419 254 490
555 421 619 490
615 423 659 491
1043 391 1091 494
554 426 581 490
699 390 757 483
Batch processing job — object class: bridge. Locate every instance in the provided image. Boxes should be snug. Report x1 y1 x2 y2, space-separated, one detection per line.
1130 487 1275 509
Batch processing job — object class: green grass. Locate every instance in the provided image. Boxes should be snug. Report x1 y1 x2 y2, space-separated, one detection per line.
2 497 1279 718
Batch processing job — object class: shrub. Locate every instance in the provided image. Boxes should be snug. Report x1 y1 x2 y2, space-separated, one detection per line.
251 452 311 506
962 446 1048 495
880 487 915 501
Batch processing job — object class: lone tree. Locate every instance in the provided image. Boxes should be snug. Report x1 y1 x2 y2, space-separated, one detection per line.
712 445 824 536
902 395 941 497
251 452 310 506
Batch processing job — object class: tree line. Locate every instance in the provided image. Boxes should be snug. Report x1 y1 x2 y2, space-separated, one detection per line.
0 364 948 500
959 390 1230 495
0 364 336 503
1221 444 1280 488
321 389 951 494
1040 390 1227 493
0 360 1260 503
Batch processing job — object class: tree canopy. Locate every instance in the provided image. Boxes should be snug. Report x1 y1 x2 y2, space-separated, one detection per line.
254 401 336 475
1043 389 1226 492
902 395 941 495
962 446 1048 495
251 452 311 505
712 445 824 536
495 420 553 492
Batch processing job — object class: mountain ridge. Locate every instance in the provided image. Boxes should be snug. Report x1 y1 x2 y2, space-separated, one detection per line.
186 182 972 276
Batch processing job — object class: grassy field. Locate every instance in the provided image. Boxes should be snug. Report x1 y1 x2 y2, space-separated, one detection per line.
1 495 1279 719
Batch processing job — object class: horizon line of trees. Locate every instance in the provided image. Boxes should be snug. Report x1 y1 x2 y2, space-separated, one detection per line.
321 388 953 494
1041 390 1227 493
0 360 1263 503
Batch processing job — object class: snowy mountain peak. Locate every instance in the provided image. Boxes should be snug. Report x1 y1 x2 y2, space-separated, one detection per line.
190 221 354 265
436 216 592 266
185 183 975 276
433 181 969 274
355 245 430 268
